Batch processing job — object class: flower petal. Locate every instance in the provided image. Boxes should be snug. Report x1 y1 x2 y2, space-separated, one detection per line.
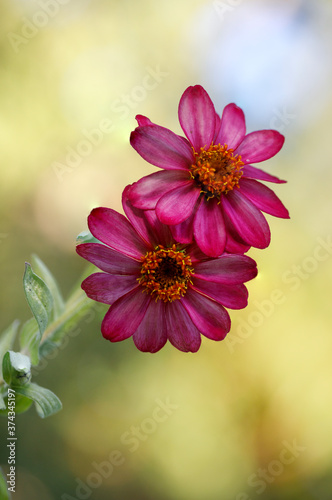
187 242 213 264
235 130 285 164
81 273 139 305
178 85 216 150
224 232 251 254
76 243 140 274
242 164 286 184
143 210 173 247
170 210 195 244
133 300 167 353
156 182 201 225
122 185 157 245
222 190 271 249
213 111 221 142
239 178 290 218
102 288 151 342
181 288 230 341
128 170 191 209
130 124 193 170
194 253 258 284
193 198 226 257
165 300 201 353
88 207 149 260
135 114 153 126
215 103 246 150
191 278 248 310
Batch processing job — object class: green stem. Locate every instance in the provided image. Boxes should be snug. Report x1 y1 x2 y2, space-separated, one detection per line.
40 289 93 345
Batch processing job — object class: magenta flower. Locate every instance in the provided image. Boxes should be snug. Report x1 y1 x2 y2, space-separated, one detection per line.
129 85 290 257
76 189 257 353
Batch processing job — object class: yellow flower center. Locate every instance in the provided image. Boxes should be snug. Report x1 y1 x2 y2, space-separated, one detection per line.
138 244 194 303
190 143 244 199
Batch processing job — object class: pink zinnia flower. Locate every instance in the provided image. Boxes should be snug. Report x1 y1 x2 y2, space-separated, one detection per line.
76 188 257 353
129 85 289 257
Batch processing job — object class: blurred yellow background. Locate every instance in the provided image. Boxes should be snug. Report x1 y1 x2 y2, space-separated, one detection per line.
1 0 332 498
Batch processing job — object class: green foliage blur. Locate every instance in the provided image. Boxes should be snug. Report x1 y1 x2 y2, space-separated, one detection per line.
1 0 332 499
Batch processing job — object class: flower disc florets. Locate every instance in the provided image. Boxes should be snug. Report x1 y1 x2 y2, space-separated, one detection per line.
190 144 244 199
138 244 193 302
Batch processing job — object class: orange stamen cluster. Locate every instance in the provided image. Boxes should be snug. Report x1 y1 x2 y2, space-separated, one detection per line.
190 143 244 199
138 244 194 302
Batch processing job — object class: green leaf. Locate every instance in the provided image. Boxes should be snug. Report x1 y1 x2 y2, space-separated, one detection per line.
0 390 33 416
2 351 31 387
31 254 65 319
14 382 62 418
76 230 101 245
23 263 53 361
38 291 94 356
0 391 5 410
0 466 11 500
19 318 40 366
0 320 20 366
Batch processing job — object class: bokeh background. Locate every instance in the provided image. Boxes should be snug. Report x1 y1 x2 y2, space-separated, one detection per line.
1 0 332 498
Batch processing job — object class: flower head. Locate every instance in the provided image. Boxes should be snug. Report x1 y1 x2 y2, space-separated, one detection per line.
129 85 289 257
76 188 257 353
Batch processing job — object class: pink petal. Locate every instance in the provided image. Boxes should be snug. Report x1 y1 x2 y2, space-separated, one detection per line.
143 210 173 247
215 103 246 150
170 211 195 244
235 130 285 164
239 178 290 218
222 190 271 249
76 243 140 274
123 185 178 249
182 288 230 341
165 300 201 353
193 198 226 257
128 170 191 210
191 278 248 310
225 233 251 254
102 288 151 342
224 218 251 254
170 196 202 244
156 182 201 225
178 85 216 151
88 207 149 260
133 300 167 352
213 111 221 141
187 242 213 264
81 273 139 305
242 164 286 184
135 114 153 126
122 185 153 243
135 114 192 148
194 253 258 284
130 124 193 170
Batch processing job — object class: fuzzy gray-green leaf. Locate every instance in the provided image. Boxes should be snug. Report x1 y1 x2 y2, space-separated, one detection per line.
19 318 40 366
14 382 62 418
31 254 65 319
23 262 53 339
